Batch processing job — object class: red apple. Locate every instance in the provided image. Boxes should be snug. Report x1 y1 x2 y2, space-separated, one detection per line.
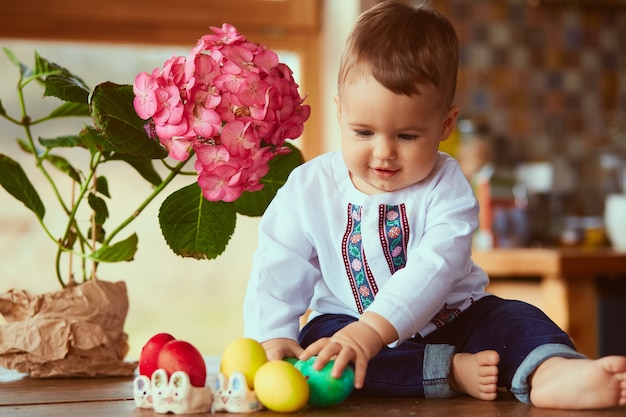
138 332 176 378
157 340 207 388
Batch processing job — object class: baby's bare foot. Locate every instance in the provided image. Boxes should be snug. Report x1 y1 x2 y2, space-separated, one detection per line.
450 350 499 401
530 355 626 409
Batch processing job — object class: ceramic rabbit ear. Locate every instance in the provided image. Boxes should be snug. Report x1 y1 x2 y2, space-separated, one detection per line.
133 375 153 409
170 371 190 389
228 371 247 392
213 372 226 392
211 371 264 414
151 368 169 389
152 369 213 415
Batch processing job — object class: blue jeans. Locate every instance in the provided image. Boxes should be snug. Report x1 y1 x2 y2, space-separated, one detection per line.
298 295 586 403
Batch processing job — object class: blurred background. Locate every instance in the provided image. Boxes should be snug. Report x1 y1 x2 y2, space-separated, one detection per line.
1 0 625 359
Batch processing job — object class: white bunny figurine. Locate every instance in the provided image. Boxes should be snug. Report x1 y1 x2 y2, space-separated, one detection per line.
152 368 213 414
133 374 153 409
211 371 264 413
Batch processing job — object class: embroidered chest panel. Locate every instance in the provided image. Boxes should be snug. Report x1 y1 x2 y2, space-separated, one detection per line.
342 203 410 313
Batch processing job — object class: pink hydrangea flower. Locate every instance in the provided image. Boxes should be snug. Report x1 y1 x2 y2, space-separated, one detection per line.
197 164 243 203
132 23 310 202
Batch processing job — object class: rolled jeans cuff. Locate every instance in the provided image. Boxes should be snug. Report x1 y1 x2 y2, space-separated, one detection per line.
509 343 587 404
423 344 457 398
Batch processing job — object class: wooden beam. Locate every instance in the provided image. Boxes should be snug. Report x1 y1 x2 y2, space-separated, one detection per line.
0 0 320 45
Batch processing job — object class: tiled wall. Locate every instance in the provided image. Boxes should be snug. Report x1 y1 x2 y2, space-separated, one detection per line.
432 0 626 162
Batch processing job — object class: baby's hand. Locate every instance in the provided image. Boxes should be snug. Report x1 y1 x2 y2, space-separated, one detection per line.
299 321 384 389
261 338 304 361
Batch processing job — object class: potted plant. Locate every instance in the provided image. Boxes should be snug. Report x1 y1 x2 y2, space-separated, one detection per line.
0 24 309 377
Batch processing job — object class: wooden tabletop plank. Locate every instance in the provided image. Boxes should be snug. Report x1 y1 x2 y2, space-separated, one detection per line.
1 400 139 417
0 372 134 406
2 395 625 417
2 368 624 417
0 358 222 407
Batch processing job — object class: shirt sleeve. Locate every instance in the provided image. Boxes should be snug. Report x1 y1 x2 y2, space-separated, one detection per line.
366 157 481 343
242 165 322 343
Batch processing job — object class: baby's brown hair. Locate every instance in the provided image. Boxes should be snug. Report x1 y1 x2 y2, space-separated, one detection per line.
338 0 459 108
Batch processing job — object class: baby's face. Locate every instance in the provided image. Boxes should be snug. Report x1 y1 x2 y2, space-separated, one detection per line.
337 74 456 195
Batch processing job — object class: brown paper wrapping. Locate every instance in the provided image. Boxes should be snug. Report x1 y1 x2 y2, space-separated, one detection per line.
0 279 136 378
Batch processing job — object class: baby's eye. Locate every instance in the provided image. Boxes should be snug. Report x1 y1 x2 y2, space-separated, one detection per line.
354 129 373 138
398 133 418 141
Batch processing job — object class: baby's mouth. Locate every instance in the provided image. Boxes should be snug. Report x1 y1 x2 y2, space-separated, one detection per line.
372 167 399 179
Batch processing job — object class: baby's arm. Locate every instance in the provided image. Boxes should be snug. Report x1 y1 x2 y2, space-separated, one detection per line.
300 312 398 389
262 338 304 361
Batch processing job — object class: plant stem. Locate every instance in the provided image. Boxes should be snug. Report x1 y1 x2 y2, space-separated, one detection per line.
54 151 103 285
54 248 65 288
91 172 97 281
16 76 72 216
69 181 76 285
103 157 192 246
13 77 77 287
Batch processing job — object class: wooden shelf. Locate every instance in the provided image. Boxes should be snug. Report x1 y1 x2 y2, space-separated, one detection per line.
473 248 626 279
472 247 626 358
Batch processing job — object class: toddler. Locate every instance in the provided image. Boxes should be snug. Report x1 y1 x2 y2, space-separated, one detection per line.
243 0 626 409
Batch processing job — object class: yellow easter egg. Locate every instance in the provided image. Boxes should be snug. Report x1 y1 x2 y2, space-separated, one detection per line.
254 360 309 412
220 337 267 389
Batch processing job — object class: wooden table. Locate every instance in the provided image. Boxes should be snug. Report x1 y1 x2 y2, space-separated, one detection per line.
1 366 624 417
472 248 626 359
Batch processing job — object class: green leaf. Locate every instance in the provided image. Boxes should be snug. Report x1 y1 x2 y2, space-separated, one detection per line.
3 47 20 66
0 154 45 220
44 75 90 104
36 52 90 103
87 225 105 243
79 125 113 155
17 138 35 154
234 144 304 216
88 192 109 225
90 233 138 262
96 176 110 198
3 47 30 79
48 101 90 118
159 183 237 259
45 154 82 184
107 153 163 187
90 82 167 159
39 134 82 149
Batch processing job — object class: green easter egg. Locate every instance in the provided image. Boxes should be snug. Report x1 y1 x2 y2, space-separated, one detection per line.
294 356 354 407
283 357 298 365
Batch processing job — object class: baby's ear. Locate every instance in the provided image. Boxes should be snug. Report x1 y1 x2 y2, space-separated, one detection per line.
334 93 342 121
440 105 460 141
